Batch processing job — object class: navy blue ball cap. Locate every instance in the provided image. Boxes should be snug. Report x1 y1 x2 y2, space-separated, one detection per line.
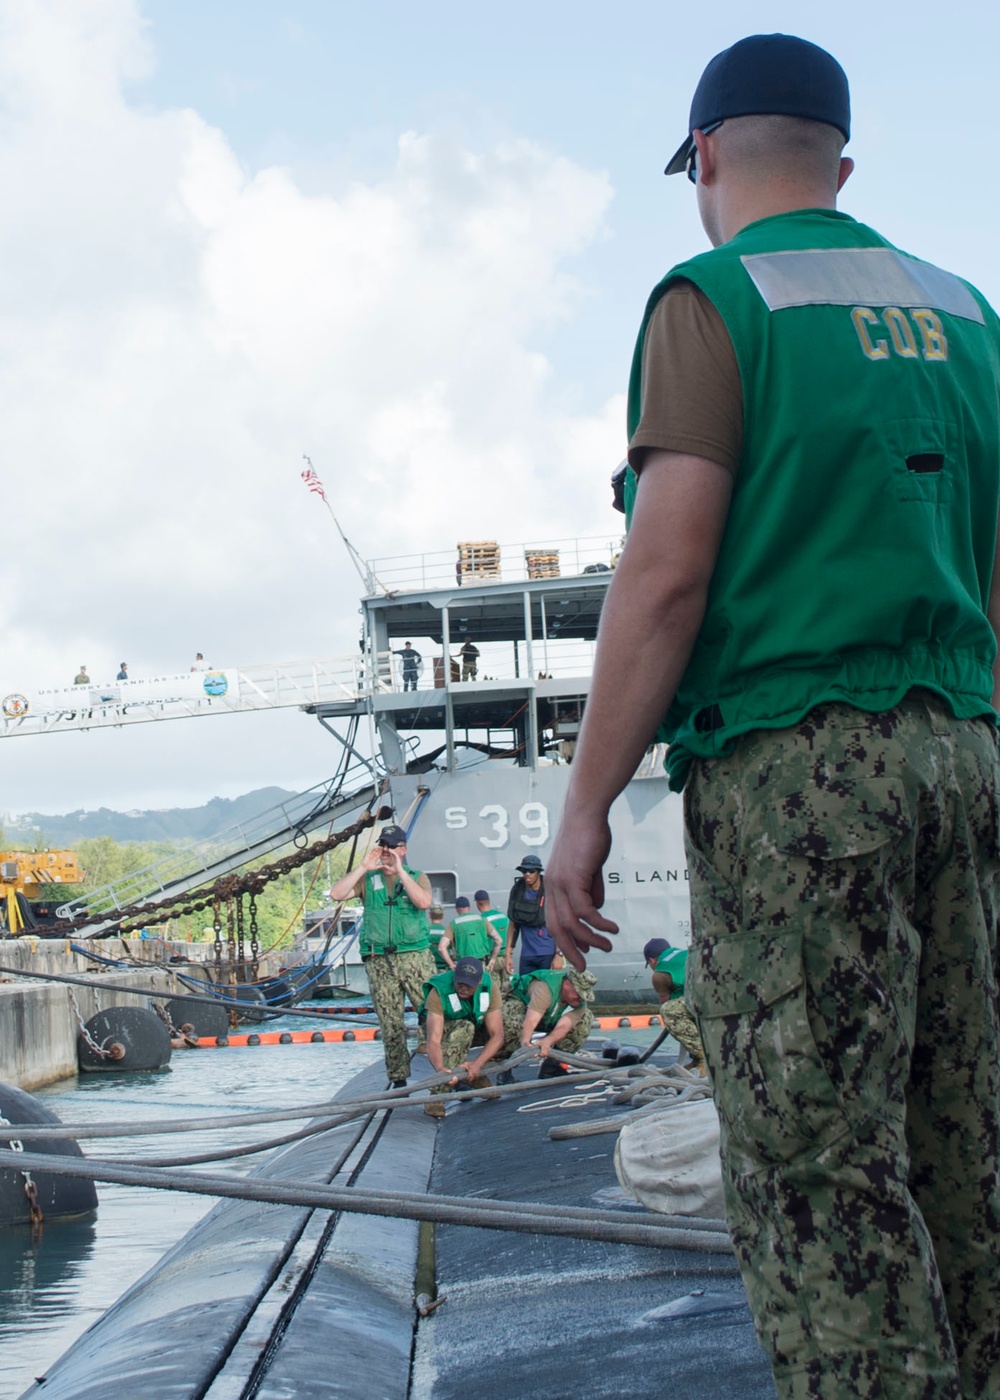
643 938 671 961
377 823 408 848
455 896 471 910
453 956 484 987
664 33 851 176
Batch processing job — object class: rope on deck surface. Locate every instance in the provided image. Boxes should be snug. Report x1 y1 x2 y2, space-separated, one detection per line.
0 1148 735 1257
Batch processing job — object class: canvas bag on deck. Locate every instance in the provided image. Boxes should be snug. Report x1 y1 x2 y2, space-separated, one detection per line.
613 1097 725 1218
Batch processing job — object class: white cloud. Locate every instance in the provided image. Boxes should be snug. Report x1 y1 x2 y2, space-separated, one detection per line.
0 0 623 812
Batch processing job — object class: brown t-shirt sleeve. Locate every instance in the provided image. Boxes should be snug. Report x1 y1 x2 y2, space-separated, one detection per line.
425 988 443 1016
527 981 553 1014
488 982 501 1011
628 280 743 475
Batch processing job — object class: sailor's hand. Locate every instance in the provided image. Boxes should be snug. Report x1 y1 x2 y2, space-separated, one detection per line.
544 813 618 970
458 1060 478 1080
504 953 513 974
361 847 383 871
536 1038 555 1059
383 848 404 877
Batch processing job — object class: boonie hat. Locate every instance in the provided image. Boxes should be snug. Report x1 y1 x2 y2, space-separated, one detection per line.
664 33 851 176
643 938 671 961
565 969 598 1003
517 855 543 873
474 888 490 902
377 824 408 848
455 896 471 910
453 956 484 987
429 904 444 918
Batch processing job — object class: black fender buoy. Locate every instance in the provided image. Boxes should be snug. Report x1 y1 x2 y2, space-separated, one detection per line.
247 1034 261 1046
0 1082 98 1224
77 1007 171 1073
166 997 229 1041
310 1031 325 1043
278 1033 292 1044
342 1030 356 1042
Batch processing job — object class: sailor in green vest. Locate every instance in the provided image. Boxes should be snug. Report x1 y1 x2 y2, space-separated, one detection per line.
428 903 449 972
437 896 503 978
642 938 704 1073
328 824 434 1089
544 33 1000 1400
419 956 504 1118
500 968 597 1074
474 888 511 992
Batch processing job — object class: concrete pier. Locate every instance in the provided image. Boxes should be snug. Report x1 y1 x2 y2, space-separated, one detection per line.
0 940 182 1090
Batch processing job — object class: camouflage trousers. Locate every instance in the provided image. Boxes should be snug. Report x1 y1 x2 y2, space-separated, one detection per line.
498 997 594 1057
684 694 1000 1400
658 998 705 1069
365 948 435 1083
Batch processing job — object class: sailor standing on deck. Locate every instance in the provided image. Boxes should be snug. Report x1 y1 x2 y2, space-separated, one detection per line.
505 856 563 976
328 824 434 1088
420 956 504 1118
438 896 503 976
544 32 1000 1400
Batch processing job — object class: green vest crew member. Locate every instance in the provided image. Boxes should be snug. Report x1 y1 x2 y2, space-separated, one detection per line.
475 890 510 950
642 938 704 1073
327 824 434 1090
439 896 502 969
503 967 597 1066
428 905 449 971
544 32 1000 1400
420 957 504 1118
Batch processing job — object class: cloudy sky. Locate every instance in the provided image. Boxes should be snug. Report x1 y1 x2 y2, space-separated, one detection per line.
1 0 998 818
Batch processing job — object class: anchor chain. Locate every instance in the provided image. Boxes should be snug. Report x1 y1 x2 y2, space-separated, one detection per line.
77 809 381 936
248 893 260 983
212 896 223 976
69 988 117 1060
235 893 246 981
0 1113 44 1229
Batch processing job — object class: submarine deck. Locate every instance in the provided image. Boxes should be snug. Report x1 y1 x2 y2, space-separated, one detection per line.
23 1051 776 1399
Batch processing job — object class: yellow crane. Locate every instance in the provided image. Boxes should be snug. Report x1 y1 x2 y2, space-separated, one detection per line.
0 850 84 935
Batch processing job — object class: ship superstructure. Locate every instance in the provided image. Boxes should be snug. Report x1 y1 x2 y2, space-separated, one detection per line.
309 535 689 1002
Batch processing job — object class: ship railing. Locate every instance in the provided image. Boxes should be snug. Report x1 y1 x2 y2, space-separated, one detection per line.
371 638 596 694
365 535 622 593
56 759 380 924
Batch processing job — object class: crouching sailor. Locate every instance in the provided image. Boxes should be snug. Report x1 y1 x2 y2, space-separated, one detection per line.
501 967 597 1075
420 956 504 1118
643 938 705 1072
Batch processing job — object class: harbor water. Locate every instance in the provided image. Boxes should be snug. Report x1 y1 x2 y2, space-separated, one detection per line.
0 1020 383 1398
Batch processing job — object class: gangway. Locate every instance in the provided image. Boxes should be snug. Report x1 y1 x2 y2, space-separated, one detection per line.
56 752 382 936
0 656 387 739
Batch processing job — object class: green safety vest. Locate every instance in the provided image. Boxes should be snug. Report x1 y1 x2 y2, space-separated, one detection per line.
626 209 1000 790
508 969 570 1031
482 908 510 945
429 924 450 970
447 912 497 961
420 970 494 1025
360 866 430 956
654 948 687 1000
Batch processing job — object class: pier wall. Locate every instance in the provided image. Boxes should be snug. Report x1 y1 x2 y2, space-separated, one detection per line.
0 940 180 1091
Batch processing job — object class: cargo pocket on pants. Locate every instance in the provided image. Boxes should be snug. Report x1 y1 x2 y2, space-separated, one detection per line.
689 927 847 1170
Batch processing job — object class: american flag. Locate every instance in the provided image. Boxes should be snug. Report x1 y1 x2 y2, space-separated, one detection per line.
301 461 327 502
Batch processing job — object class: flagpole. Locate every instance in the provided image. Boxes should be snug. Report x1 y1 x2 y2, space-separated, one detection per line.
301 456 387 596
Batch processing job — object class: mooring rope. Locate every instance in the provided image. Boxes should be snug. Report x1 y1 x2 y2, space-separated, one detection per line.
0 962 384 1026
0 1148 735 1257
